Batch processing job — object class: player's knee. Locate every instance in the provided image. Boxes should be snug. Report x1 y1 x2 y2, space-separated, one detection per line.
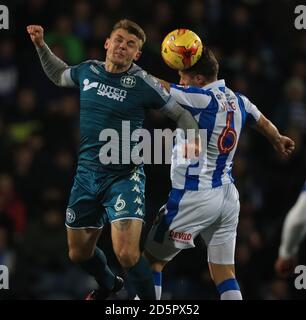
116 250 140 268
143 250 166 272
68 248 93 263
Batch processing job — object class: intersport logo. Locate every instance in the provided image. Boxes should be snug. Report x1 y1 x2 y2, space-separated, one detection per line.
82 79 127 102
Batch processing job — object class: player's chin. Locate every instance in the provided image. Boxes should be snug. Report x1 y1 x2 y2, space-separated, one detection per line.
112 53 126 62
113 57 130 68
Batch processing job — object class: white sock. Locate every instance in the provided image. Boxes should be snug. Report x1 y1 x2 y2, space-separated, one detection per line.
221 290 242 300
153 271 162 300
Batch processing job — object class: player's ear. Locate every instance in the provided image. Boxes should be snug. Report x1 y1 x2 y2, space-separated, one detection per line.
134 50 142 61
104 38 110 50
195 74 206 86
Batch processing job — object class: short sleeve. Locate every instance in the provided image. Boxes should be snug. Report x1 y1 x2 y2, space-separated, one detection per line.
138 72 171 110
70 64 82 86
239 94 261 125
69 60 92 86
170 84 212 109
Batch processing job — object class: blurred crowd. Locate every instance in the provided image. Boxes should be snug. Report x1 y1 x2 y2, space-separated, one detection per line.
0 0 306 299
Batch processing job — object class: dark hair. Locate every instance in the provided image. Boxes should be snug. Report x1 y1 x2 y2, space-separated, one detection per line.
183 47 219 81
111 19 146 47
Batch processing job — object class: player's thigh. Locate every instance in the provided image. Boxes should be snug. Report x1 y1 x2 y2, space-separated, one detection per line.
201 183 239 248
67 227 102 254
145 202 182 262
66 173 107 229
145 188 221 262
103 167 146 223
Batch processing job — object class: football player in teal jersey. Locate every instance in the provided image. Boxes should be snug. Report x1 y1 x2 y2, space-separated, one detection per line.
27 19 199 300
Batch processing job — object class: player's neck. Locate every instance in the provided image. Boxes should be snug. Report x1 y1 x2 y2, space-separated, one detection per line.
202 77 218 87
104 61 131 74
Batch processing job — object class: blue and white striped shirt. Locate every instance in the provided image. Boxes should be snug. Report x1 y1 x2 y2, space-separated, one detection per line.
170 79 261 190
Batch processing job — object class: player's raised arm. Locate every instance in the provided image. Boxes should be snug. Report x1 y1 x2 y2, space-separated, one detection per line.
253 114 295 157
26 25 75 87
160 98 198 134
157 79 171 92
151 77 200 156
151 77 198 135
161 98 201 157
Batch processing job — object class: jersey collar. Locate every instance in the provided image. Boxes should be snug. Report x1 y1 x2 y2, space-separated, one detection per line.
202 79 225 90
100 62 141 76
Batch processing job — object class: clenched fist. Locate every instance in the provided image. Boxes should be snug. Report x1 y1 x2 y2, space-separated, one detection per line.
27 25 45 48
273 135 295 157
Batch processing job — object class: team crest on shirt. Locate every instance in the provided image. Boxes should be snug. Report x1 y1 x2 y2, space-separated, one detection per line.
66 208 76 224
120 75 136 88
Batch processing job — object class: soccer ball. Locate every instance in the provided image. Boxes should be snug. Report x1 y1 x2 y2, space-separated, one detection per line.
161 29 203 70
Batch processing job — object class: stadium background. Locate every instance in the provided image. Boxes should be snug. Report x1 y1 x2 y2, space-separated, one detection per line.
0 0 305 299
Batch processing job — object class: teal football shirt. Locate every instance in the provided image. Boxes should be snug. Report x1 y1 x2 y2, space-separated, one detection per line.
69 61 171 174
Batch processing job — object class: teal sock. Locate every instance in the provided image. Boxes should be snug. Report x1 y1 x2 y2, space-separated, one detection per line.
127 256 156 300
79 247 115 290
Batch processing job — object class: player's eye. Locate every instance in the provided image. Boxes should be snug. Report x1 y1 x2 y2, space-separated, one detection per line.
127 41 136 48
114 37 123 44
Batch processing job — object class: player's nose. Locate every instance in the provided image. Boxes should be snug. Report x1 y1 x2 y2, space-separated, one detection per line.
118 42 127 50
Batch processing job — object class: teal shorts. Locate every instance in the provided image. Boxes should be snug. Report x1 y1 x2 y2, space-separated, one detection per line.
66 165 145 228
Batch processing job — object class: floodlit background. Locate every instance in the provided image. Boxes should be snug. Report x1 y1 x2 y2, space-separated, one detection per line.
0 0 305 299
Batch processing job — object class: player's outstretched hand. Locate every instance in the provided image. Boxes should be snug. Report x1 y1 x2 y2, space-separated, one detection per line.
273 135 295 157
275 256 298 278
27 25 45 48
